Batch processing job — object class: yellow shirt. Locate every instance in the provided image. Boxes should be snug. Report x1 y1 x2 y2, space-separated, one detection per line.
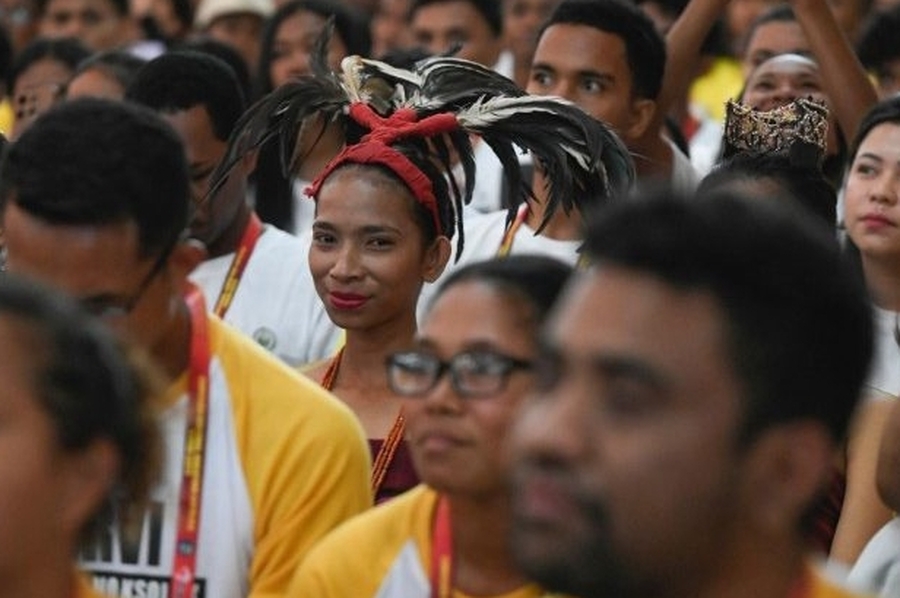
0 98 13 138
80 315 372 598
74 573 108 598
289 485 549 598
807 568 872 598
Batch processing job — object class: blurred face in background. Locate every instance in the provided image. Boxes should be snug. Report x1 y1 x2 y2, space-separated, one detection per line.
410 0 501 67
268 8 347 87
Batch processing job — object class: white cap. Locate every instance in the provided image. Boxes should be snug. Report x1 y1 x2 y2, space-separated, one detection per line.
194 0 274 29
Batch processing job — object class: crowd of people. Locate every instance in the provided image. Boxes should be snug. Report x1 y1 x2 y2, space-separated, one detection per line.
0 0 898 595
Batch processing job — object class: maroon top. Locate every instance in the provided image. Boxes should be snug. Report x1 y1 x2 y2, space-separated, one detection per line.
369 438 419 504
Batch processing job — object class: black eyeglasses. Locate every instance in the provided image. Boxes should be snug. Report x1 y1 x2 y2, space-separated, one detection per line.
386 350 533 398
79 242 174 319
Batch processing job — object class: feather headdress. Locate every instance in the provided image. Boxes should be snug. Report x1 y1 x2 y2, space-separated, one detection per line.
209 25 634 254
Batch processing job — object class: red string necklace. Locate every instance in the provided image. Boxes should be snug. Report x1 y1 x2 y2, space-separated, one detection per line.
320 348 406 497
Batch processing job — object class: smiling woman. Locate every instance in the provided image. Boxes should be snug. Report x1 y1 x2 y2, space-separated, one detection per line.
212 44 630 504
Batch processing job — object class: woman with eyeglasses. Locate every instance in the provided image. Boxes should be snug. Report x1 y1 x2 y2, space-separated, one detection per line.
286 255 571 598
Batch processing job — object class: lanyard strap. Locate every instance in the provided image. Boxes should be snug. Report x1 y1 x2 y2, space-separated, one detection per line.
213 214 263 318
371 411 405 496
170 285 212 598
497 203 530 257
431 496 453 598
320 347 343 390
321 348 406 497
497 203 591 270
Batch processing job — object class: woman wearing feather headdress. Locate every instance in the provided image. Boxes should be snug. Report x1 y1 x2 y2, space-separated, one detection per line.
211 46 631 504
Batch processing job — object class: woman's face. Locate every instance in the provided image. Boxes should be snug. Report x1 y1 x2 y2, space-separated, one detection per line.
402 280 538 497
11 58 71 139
268 9 348 88
741 54 838 153
844 122 900 262
308 167 448 333
742 53 826 111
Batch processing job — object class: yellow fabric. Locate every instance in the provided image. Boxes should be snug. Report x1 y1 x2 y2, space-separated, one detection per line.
0 99 13 138
75 573 110 598
288 485 547 598
689 56 744 123
208 316 373 597
81 315 371 598
807 567 872 598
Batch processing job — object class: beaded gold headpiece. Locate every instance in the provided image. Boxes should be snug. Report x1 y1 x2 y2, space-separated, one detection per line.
724 98 829 166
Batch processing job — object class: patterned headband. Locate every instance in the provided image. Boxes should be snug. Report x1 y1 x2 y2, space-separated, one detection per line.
724 98 829 165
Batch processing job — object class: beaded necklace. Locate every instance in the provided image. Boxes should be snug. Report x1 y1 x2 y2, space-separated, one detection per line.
321 348 406 497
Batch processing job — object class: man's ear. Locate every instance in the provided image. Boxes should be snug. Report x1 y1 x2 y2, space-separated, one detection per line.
423 236 452 283
625 97 657 142
740 421 835 535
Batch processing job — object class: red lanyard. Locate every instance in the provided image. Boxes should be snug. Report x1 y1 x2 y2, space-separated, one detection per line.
430 496 453 598
170 285 212 598
213 214 263 318
497 203 530 257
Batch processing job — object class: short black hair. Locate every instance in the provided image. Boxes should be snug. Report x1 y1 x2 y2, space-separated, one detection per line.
409 0 503 37
0 26 12 91
433 255 572 324
0 98 190 259
176 37 254 105
37 0 128 17
126 50 246 142
850 95 900 163
541 0 666 100
857 6 900 85
0 273 160 545
9 37 91 92
72 50 147 93
699 152 837 227
582 188 872 444
742 3 796 55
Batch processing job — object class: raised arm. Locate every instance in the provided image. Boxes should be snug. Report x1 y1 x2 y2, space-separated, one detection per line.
653 0 729 131
792 0 876 144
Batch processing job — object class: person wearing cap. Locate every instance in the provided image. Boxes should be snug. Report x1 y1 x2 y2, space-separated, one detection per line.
194 0 272 75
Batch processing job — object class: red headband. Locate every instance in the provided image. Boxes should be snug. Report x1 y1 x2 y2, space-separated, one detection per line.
305 103 460 235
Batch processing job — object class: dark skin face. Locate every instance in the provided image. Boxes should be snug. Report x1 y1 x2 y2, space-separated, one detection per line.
528 24 654 143
38 0 132 50
510 266 746 596
161 105 251 258
410 0 501 67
